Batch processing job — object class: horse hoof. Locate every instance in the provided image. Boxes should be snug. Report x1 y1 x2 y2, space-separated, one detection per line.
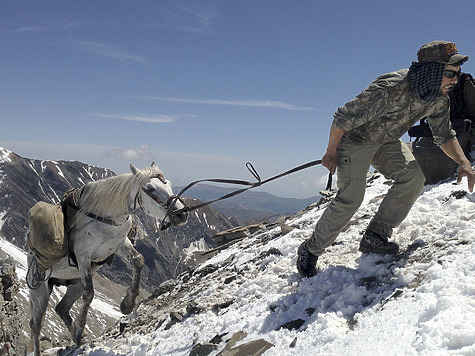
120 300 135 315
120 291 138 315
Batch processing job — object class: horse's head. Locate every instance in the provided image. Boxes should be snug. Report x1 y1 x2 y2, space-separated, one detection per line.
131 162 188 228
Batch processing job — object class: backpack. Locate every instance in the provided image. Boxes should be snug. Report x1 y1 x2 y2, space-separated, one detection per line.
27 202 67 270
408 73 475 140
461 73 475 121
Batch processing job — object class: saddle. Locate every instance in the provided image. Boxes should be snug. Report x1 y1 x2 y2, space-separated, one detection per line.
61 187 136 268
60 188 115 268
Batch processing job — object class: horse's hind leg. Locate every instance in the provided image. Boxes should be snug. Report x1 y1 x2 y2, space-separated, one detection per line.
117 239 144 314
72 265 94 346
55 279 83 332
29 280 53 356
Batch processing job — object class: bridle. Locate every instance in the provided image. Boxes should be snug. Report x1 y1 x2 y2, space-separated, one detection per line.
133 173 189 230
140 188 186 211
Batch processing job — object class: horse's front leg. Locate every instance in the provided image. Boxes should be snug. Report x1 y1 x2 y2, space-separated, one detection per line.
117 238 144 315
72 264 94 346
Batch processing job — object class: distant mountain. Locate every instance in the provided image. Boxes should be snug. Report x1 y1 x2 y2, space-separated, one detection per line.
174 184 318 224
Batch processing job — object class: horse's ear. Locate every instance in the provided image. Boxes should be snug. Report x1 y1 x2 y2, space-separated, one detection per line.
130 163 138 175
151 162 159 169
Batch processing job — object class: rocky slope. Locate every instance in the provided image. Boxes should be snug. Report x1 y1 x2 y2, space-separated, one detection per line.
53 170 475 356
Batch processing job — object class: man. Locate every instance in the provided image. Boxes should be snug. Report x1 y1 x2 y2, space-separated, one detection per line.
297 41 475 278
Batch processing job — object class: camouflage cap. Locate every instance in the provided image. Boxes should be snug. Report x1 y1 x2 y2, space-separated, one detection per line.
417 41 468 65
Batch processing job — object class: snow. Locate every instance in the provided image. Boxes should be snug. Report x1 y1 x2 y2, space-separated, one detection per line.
71 171 475 356
1 164 473 355
0 147 12 163
54 162 69 183
92 291 124 320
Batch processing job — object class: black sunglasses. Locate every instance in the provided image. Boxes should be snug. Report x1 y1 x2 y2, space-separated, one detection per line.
443 70 461 79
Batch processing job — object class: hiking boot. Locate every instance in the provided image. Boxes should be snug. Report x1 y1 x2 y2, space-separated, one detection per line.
359 230 399 254
297 241 318 277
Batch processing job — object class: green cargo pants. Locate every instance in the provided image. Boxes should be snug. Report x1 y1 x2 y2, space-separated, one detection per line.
307 139 426 256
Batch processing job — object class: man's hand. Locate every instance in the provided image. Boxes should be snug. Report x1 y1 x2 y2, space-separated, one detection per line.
322 150 338 175
440 139 474 192
457 161 475 192
322 125 346 175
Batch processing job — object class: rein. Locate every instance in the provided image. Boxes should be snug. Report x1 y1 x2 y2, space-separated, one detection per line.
160 159 331 230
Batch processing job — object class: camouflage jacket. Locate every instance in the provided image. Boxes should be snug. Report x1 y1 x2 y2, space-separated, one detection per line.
333 69 456 146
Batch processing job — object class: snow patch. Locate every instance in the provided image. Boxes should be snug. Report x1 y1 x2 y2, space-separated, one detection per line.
0 147 12 163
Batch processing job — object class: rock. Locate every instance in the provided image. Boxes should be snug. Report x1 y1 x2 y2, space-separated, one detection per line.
279 223 294 235
289 337 298 348
196 264 219 278
221 338 274 356
220 331 247 353
0 259 26 355
164 311 183 330
260 248 282 258
189 343 219 356
277 318 305 331
214 224 267 246
151 279 176 299
305 308 315 316
217 331 274 356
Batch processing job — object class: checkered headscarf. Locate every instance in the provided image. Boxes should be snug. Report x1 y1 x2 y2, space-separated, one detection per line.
408 61 446 101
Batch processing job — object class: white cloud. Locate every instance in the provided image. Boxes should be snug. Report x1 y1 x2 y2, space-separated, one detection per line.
174 3 218 27
156 2 218 34
126 96 315 111
7 21 80 33
69 40 146 63
88 113 189 123
107 145 155 161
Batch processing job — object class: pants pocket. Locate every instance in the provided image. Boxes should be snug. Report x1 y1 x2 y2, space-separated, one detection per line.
336 150 351 191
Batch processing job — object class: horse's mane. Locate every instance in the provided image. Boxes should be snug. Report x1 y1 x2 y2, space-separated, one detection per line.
76 166 160 219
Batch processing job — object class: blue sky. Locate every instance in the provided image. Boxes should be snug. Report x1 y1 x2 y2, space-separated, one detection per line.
1 1 474 198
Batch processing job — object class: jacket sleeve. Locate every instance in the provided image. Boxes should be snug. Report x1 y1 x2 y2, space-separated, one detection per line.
426 96 456 146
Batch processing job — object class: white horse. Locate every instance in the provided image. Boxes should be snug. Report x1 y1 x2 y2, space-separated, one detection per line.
27 163 188 356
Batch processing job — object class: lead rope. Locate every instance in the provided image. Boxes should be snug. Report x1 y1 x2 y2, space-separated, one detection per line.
160 159 331 230
26 254 52 290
